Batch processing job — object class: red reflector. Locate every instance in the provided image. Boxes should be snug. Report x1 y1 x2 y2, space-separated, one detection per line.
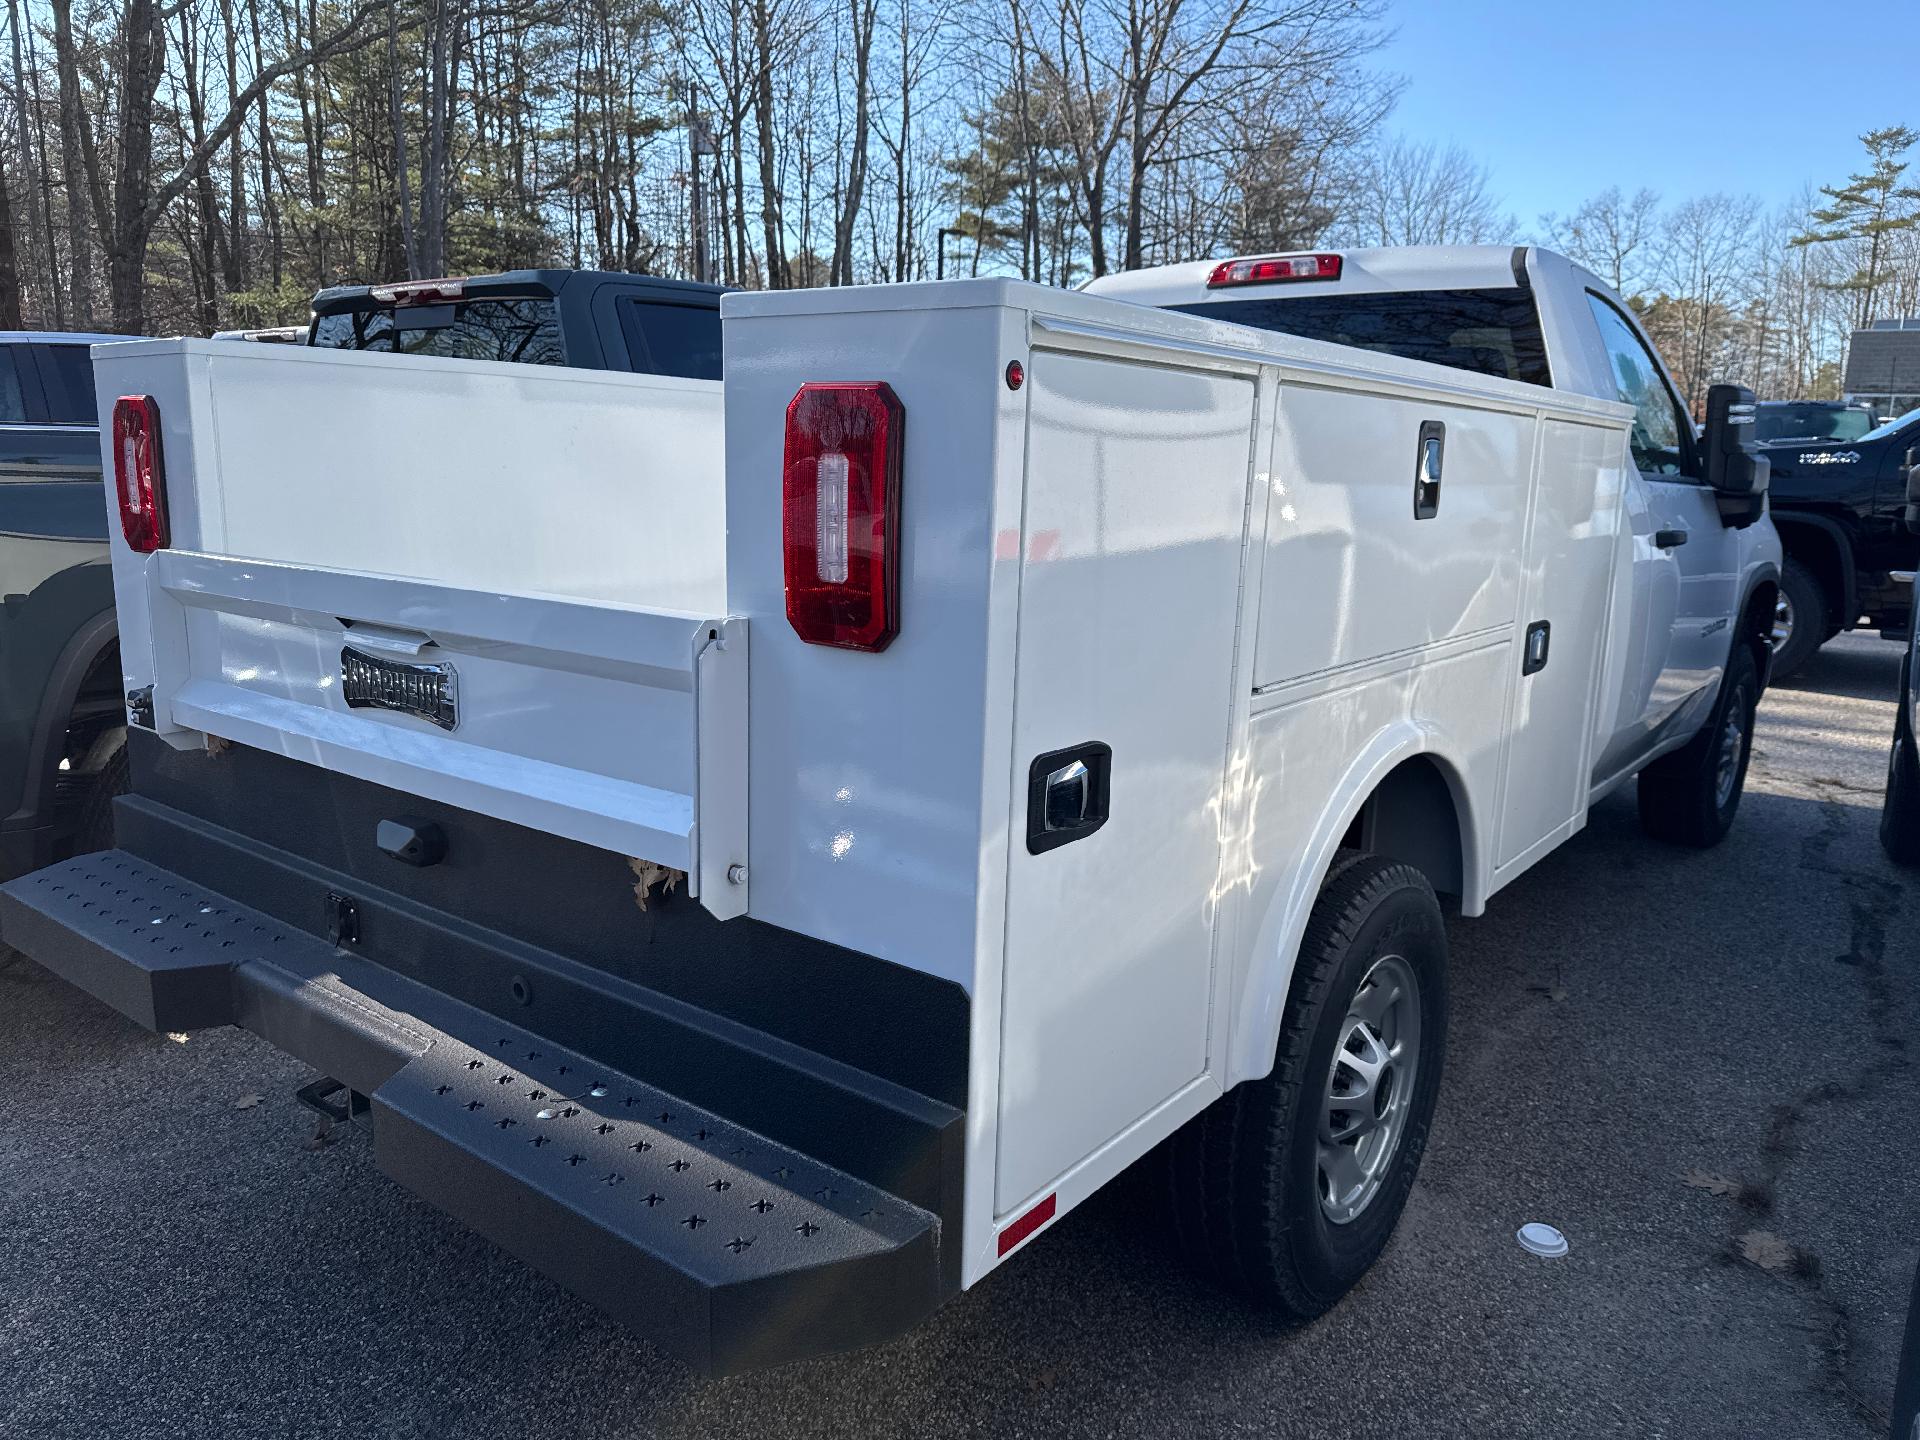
368 277 467 305
782 382 904 652
1206 253 1342 288
111 394 168 554
998 1192 1057 1257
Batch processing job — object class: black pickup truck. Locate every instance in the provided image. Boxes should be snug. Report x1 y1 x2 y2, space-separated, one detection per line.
0 332 134 880
1762 403 1920 678
0 273 722 884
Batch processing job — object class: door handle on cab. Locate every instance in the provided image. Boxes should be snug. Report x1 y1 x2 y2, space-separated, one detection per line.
1653 528 1689 549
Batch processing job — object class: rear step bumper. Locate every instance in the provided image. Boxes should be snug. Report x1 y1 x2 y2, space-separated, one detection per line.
2 850 951 1375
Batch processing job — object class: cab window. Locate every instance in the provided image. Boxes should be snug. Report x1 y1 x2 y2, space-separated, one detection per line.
1585 293 1690 477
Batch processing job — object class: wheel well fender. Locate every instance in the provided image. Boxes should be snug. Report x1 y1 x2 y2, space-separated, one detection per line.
1227 726 1477 1088
15 609 117 826
1735 570 1779 690
1774 515 1854 629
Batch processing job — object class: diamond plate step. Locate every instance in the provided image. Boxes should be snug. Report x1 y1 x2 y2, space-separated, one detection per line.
1 850 948 1374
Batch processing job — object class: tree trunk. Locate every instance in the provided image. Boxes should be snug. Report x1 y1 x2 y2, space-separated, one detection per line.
829 0 876 286
0 167 25 329
108 0 166 334
49 0 93 325
750 0 787 288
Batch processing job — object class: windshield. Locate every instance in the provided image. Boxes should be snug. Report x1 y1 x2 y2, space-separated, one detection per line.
1169 286 1551 388
1753 403 1875 446
1861 407 1920 444
310 296 565 366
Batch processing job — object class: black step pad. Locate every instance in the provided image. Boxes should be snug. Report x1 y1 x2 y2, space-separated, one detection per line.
1 851 948 1374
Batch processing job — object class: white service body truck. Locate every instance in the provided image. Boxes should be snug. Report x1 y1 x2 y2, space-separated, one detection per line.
1 246 1779 1375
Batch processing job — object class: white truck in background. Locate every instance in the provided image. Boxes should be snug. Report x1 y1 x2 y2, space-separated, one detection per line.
2 246 1778 1375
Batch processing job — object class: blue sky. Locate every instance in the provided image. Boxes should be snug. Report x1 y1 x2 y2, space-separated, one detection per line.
1377 0 1920 228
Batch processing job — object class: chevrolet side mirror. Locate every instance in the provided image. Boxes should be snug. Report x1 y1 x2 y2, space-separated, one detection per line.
1704 383 1769 529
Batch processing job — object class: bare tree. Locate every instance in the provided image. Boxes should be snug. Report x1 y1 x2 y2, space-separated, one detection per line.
1339 137 1509 248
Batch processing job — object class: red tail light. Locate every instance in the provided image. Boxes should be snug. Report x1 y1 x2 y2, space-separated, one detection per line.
1207 253 1342 288
111 394 168 554
782 382 904 651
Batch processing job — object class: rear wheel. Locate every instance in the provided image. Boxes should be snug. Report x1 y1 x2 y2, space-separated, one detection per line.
1162 850 1447 1318
1769 556 1827 681
1638 643 1759 848
1882 659 1920 867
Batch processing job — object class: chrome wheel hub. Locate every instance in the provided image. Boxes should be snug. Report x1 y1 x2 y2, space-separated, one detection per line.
1318 953 1422 1226
1772 594 1794 650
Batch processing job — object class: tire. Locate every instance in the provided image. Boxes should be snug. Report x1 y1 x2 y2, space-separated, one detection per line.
73 741 129 854
1638 643 1759 848
1882 657 1920 867
1769 556 1827 681
1162 850 1447 1319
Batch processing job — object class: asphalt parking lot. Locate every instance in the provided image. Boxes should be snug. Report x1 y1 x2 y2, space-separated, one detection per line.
2 633 1915 1440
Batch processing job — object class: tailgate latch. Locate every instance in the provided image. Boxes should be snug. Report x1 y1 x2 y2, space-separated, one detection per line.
126 685 155 729
324 892 361 947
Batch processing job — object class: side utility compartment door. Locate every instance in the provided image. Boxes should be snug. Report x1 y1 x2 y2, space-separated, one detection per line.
994 347 1255 1216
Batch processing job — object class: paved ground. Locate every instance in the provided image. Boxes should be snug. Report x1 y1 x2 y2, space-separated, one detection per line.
2 634 1915 1439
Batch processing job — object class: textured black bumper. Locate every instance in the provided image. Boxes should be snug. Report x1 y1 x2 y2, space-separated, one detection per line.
3 835 963 1375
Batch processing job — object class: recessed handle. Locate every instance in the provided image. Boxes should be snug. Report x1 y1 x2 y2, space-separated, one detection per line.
1026 742 1112 854
1414 421 1445 519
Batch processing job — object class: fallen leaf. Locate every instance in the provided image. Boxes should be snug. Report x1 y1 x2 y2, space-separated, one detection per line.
233 1093 264 1111
165 1031 189 1045
1737 1229 1796 1272
1681 1170 1736 1197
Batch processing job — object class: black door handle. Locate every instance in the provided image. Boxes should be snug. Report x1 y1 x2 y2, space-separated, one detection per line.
1026 742 1112 854
1653 528 1689 549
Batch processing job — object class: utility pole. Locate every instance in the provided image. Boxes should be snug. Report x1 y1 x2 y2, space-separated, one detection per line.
936 226 966 281
686 82 716 285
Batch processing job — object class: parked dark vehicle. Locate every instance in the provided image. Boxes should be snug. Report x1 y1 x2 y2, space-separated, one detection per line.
1896 1256 1920 1439
1883 448 1920 866
1765 406 1920 679
307 269 724 379
0 332 130 880
1753 399 1876 446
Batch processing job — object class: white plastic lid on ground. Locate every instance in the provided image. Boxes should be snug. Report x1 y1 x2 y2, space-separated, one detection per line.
1516 1222 1569 1258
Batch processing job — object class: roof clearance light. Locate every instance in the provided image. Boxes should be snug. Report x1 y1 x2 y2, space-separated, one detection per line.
368 277 468 305
1206 253 1342 288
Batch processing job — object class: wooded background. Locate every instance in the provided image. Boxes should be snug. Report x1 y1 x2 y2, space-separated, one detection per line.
0 0 1912 407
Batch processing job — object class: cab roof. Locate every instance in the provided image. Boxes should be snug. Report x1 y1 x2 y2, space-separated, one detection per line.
1083 245 1535 308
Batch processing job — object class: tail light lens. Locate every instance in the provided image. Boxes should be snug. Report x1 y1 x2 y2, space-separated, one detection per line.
111 394 169 554
782 382 903 651
1207 253 1341 287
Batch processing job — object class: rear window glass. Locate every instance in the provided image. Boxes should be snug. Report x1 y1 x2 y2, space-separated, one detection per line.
618 299 722 380
1171 286 1551 388
1753 405 1875 446
0 347 28 423
37 344 97 423
311 296 565 366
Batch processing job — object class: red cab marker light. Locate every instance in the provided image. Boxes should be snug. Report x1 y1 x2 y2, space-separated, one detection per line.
998 1192 1056 1257
1005 360 1024 391
1206 253 1342 288
368 276 468 305
783 382 904 651
111 394 168 554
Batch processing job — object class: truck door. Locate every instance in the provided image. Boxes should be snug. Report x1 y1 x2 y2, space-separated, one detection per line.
993 348 1256 1215
1584 295 1732 760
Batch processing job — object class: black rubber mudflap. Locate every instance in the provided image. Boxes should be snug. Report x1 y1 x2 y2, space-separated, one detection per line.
0 851 948 1374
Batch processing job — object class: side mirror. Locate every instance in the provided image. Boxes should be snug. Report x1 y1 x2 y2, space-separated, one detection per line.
1904 446 1918 534
1703 382 1769 529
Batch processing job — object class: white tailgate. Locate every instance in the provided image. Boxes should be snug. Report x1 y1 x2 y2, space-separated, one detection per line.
93 341 747 917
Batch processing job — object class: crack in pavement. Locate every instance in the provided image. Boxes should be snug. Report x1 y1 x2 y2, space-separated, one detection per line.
1707 773 1912 1433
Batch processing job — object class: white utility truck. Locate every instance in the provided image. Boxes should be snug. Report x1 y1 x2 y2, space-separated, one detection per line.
2 246 1779 1375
